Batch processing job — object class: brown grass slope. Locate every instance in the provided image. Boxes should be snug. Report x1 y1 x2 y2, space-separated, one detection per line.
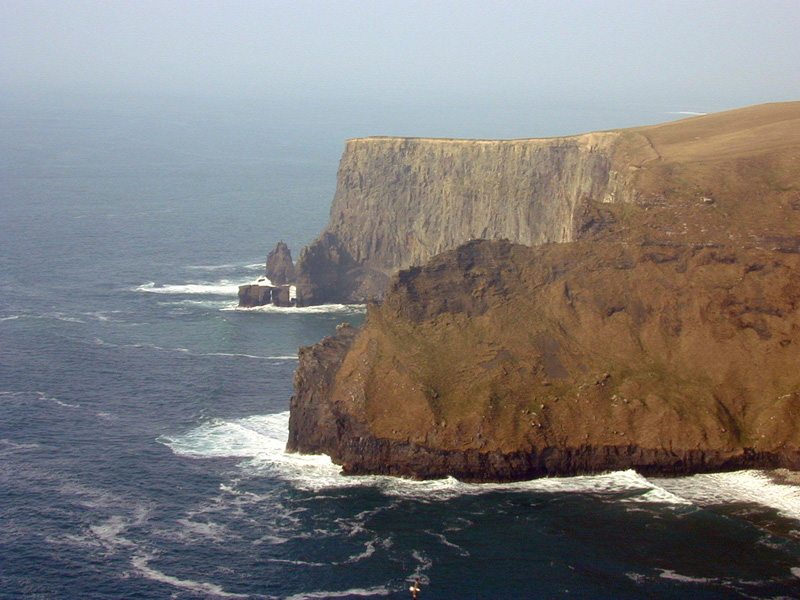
602 101 800 250
289 101 800 480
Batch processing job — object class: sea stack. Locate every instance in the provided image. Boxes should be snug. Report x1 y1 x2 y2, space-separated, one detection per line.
267 241 296 286
238 242 296 308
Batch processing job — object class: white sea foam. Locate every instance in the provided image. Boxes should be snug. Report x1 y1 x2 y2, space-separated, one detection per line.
49 313 87 323
0 312 93 324
91 338 292 361
82 310 123 322
284 586 392 600
132 553 248 598
202 352 297 361
345 539 378 563
658 569 717 584
425 531 469 556
161 413 291 459
160 412 689 502
667 111 708 116
175 518 231 543
653 471 800 521
225 303 366 315
187 262 264 272
168 298 238 309
162 412 800 522
410 550 432 583
0 390 80 409
0 439 40 454
136 281 239 295
84 504 151 552
90 516 136 548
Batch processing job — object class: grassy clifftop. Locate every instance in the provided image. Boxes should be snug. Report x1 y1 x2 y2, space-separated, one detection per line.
289 102 800 480
295 102 800 305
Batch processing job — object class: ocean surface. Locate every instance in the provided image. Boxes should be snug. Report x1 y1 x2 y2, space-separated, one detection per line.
2 96 800 599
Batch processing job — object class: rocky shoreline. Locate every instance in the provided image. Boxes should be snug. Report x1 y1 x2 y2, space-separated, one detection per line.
285 102 800 482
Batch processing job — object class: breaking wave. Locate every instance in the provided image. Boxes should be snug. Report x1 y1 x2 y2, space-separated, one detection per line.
136 281 239 295
161 412 796 513
227 304 366 315
655 471 800 522
161 412 800 521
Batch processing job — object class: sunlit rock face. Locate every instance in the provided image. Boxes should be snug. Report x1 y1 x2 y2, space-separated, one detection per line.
295 132 626 304
288 102 800 481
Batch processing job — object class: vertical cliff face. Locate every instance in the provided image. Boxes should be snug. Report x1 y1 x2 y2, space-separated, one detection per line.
294 102 800 305
295 132 633 304
287 102 800 481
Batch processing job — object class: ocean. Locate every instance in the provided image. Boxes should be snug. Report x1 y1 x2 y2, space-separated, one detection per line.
2 95 800 599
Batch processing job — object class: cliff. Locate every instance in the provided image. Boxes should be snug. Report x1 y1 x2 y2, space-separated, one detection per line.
287 101 800 480
295 101 800 304
294 132 624 304
288 239 800 480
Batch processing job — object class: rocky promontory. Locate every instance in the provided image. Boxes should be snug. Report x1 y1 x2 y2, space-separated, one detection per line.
288 239 800 480
294 101 800 305
287 101 800 480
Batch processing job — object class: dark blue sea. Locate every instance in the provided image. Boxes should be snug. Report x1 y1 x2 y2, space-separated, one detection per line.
2 95 800 599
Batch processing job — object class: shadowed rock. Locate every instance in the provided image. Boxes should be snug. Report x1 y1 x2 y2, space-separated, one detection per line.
267 241 296 286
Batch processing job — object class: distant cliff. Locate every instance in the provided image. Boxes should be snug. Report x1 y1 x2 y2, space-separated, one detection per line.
294 132 639 304
295 102 800 305
288 101 800 481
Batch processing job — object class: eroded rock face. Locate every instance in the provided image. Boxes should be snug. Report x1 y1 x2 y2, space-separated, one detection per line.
266 241 296 286
238 284 273 308
295 133 625 303
288 239 800 481
294 102 800 305
287 101 800 480
238 283 292 307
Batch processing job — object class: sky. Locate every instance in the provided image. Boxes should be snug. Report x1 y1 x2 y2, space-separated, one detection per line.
1 0 799 110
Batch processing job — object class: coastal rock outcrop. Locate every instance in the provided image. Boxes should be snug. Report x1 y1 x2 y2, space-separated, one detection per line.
287 101 800 480
289 239 800 480
267 241 296 286
294 101 800 305
238 242 296 307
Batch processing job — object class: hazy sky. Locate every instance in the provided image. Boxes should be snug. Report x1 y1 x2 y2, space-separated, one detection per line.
2 0 799 108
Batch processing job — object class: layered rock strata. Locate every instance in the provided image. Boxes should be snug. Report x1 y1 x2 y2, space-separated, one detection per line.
294 101 800 305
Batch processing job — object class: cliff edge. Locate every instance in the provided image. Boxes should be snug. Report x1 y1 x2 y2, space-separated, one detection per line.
289 239 800 480
295 102 800 304
288 102 800 480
